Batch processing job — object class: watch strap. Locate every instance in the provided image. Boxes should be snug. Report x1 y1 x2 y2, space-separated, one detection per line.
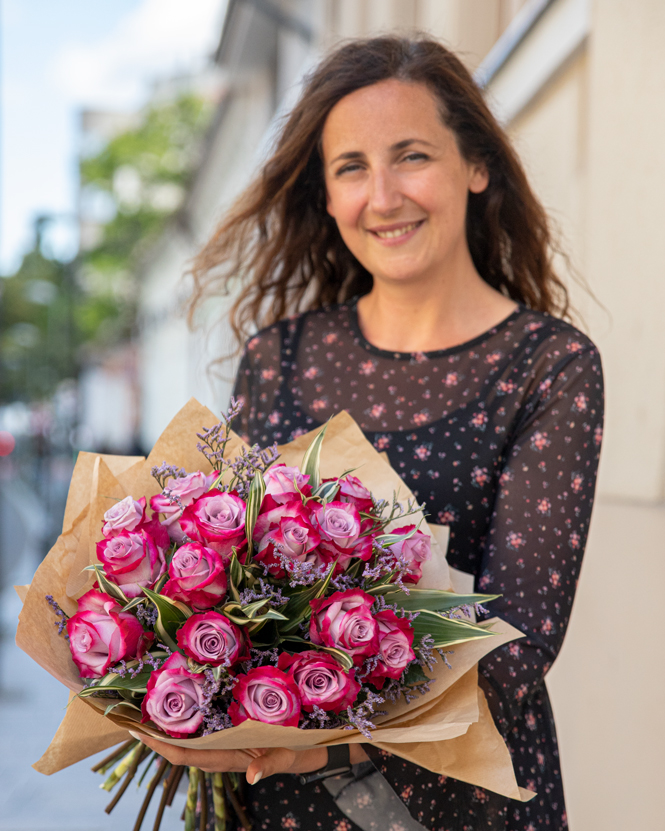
297 744 352 784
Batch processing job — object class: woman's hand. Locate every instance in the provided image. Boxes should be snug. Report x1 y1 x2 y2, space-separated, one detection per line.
130 731 366 784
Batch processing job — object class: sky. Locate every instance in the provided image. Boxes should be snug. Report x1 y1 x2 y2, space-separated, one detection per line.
0 0 227 274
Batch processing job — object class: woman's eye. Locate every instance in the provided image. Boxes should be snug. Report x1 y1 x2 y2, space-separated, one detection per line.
336 163 363 176
403 152 428 163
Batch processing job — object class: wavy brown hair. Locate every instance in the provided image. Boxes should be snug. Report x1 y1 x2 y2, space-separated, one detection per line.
189 35 569 349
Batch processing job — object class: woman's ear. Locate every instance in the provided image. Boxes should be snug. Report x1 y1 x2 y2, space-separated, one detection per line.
468 162 489 194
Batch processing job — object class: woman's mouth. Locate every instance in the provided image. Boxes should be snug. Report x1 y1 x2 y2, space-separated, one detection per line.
369 220 424 242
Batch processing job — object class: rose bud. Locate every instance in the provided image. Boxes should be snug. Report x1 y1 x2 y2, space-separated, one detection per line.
180 490 246 562
366 609 417 689
312 501 373 568
309 589 378 665
96 528 166 598
336 474 375 514
176 611 250 667
66 589 145 678
279 650 360 713
263 464 311 504
102 495 146 537
162 542 227 611
150 471 217 542
141 652 206 737
229 666 301 727
388 525 432 584
254 509 322 578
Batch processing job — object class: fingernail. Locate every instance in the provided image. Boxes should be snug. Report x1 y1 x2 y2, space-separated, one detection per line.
251 771 262 786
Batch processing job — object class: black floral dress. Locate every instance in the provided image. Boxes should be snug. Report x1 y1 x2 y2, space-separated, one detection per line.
231 302 604 831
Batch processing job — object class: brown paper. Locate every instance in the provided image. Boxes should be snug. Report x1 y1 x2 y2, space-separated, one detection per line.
15 400 533 801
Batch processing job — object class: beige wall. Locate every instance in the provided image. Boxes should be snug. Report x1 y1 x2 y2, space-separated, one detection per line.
490 2 665 828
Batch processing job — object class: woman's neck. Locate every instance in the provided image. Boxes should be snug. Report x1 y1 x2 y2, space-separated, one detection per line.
356 270 518 354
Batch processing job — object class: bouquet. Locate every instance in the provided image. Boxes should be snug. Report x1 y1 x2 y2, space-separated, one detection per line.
16 399 534 831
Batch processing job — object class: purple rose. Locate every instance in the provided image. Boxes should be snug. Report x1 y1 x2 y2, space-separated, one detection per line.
365 609 416 689
263 464 311 504
388 525 432 584
162 542 227 611
176 611 250 667
66 589 145 678
336 474 375 514
102 496 146 536
180 490 246 562
229 666 301 727
150 471 217 542
309 589 378 665
254 505 322 578
96 528 166 598
278 650 360 713
141 652 206 737
312 501 372 567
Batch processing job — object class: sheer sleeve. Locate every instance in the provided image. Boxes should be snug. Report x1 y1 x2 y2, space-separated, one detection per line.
477 343 604 732
230 328 283 445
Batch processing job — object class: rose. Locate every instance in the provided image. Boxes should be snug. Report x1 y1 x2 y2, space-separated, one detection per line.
229 666 301 727
279 650 360 712
96 529 166 598
336 475 374 514
141 652 206 737
176 611 250 667
366 609 416 689
263 464 311 504
254 505 322 577
162 542 227 610
388 525 432 584
312 501 373 567
102 496 146 536
180 490 246 562
150 471 217 542
309 589 378 665
66 589 146 678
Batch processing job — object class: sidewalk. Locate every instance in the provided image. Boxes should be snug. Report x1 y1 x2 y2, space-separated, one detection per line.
0 483 184 831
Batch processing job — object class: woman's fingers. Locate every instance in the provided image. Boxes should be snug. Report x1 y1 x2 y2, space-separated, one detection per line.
245 746 297 785
130 731 260 772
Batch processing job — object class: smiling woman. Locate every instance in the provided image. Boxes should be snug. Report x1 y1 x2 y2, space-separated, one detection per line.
183 35 603 831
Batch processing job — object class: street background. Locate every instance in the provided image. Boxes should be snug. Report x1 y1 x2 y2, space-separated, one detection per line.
1 1 664 829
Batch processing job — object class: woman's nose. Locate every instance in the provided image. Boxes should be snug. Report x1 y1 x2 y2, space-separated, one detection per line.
368 169 403 215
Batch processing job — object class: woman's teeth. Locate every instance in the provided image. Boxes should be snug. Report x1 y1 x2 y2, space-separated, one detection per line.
374 222 420 239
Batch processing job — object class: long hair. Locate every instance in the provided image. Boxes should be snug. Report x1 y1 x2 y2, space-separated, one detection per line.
189 35 569 349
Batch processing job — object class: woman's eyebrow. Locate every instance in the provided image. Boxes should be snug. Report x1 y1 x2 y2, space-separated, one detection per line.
329 138 437 166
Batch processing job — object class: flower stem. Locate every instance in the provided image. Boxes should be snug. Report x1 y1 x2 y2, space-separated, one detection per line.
101 741 142 792
105 743 150 813
184 767 199 831
132 757 169 831
91 738 136 774
198 768 208 830
211 772 226 831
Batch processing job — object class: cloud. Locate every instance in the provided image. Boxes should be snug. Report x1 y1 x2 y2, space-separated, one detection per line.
53 0 227 110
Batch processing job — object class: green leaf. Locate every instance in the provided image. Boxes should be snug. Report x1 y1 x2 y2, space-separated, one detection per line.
374 526 419 548
365 587 500 613
402 662 430 687
278 566 334 635
410 610 496 649
84 564 128 605
313 479 340 503
141 586 188 650
301 422 329 490
228 552 243 601
245 472 266 557
315 645 354 671
122 596 146 612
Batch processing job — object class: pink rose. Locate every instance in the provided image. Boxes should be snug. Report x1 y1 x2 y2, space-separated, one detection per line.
279 650 360 713
312 501 373 567
263 464 311 504
141 652 206 737
229 666 301 727
336 475 375 514
162 542 227 610
309 589 378 665
66 589 145 678
150 471 217 542
254 505 322 578
176 611 250 667
366 610 416 689
102 495 146 536
180 490 246 562
96 528 166 598
388 525 432 584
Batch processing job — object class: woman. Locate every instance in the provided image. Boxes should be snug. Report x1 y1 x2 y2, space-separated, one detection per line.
141 36 603 830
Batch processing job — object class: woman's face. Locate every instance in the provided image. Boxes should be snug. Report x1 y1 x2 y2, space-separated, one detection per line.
322 79 488 287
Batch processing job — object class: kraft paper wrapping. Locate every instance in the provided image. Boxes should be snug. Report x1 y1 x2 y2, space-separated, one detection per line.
15 399 534 801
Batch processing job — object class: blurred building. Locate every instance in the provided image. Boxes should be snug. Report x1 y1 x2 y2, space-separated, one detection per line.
135 2 663 828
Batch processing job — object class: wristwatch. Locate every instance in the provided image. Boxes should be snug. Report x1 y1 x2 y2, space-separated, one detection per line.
296 744 352 784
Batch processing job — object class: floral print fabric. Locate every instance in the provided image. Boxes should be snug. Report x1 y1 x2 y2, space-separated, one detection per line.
231 302 604 830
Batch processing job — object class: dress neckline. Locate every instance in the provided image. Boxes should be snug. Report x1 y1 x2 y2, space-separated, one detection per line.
347 300 524 360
